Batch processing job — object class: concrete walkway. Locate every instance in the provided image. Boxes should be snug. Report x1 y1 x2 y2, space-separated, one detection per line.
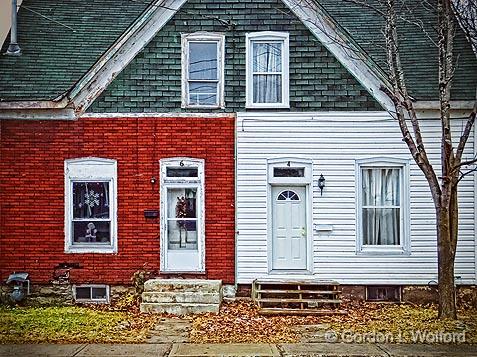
0 343 476 356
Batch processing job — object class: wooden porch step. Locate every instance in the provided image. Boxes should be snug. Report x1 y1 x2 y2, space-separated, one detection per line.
259 308 348 315
256 289 340 295
257 298 341 304
252 278 344 315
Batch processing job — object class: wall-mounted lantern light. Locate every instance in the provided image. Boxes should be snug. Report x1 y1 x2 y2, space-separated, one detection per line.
318 174 326 196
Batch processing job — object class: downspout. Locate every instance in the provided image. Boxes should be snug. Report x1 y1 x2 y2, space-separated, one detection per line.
6 0 21 55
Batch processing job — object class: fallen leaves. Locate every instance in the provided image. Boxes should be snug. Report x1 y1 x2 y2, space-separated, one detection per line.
190 300 477 344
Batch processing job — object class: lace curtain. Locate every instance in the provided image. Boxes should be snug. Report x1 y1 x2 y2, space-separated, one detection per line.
362 168 401 245
252 42 282 103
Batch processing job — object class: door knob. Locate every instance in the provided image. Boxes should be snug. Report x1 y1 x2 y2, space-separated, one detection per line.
301 227 306 237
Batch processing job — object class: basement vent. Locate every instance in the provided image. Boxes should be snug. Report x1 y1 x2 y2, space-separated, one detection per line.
366 286 401 302
73 285 110 303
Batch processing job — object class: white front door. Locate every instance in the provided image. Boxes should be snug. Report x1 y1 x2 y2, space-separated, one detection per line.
272 186 307 270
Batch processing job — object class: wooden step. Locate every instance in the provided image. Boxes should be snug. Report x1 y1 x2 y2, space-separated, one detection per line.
252 278 344 315
259 308 348 315
256 289 340 295
257 298 341 304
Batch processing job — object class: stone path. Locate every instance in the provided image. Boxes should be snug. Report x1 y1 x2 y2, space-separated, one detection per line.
291 323 331 343
146 317 192 344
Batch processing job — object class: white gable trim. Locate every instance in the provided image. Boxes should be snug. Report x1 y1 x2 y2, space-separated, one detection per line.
70 0 188 115
281 0 395 111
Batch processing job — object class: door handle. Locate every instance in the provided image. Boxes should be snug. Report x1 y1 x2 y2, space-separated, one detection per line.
301 227 306 237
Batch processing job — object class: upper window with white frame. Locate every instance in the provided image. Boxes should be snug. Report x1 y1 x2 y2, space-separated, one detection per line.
181 32 225 108
356 158 410 254
246 32 289 108
64 158 117 254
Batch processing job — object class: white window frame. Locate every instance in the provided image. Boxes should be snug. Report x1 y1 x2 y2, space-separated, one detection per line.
355 157 410 255
64 158 118 254
160 158 205 272
181 32 225 109
73 284 110 304
246 31 290 109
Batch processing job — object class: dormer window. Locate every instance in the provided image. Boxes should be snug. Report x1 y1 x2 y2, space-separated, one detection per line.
181 32 225 108
246 32 289 108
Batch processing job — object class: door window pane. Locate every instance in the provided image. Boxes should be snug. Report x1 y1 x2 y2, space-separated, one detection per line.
166 167 199 178
273 167 304 177
167 187 198 250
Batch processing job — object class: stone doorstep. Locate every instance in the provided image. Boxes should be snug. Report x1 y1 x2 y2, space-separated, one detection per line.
140 302 220 315
143 279 222 293
142 291 221 304
169 343 280 357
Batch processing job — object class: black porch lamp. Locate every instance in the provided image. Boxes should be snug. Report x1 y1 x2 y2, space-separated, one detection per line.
318 174 326 196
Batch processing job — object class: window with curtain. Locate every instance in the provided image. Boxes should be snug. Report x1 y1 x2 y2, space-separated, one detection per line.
65 158 117 253
182 33 224 108
246 32 289 108
361 167 401 246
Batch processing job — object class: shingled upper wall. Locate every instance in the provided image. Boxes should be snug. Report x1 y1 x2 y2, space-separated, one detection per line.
88 0 382 113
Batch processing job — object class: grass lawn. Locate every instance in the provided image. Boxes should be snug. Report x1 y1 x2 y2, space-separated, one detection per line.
1 300 475 344
0 305 159 344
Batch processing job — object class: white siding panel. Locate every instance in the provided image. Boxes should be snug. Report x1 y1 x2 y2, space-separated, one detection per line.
236 112 476 285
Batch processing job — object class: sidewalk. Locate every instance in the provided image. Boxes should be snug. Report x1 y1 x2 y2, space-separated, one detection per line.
0 343 476 356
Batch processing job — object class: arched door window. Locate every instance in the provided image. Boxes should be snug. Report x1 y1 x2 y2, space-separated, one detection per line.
277 190 300 201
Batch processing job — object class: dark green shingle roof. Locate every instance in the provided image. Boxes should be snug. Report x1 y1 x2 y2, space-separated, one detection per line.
0 0 475 102
0 0 149 101
318 0 477 101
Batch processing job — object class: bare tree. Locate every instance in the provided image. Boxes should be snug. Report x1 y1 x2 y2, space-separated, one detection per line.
452 0 477 53
289 0 477 319
380 0 476 319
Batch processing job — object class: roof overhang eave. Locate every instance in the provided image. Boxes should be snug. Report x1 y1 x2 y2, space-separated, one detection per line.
413 100 476 110
0 96 70 110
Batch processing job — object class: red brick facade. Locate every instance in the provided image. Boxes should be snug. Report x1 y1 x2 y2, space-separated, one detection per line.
0 116 235 285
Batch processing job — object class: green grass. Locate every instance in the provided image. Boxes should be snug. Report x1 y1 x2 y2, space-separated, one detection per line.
0 305 156 344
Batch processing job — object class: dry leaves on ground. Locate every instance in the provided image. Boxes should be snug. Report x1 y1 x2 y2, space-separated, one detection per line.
190 300 477 344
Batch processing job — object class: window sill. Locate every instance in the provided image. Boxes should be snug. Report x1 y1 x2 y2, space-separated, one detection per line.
357 247 410 256
246 103 290 109
181 104 224 110
66 246 117 254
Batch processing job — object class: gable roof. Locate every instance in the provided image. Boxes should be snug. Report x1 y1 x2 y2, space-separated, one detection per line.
0 0 475 119
318 0 477 103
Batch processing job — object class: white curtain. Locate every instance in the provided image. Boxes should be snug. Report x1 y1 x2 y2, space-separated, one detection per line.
252 43 282 103
362 168 400 245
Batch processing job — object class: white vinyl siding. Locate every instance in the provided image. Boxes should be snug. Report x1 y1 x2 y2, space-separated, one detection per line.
236 112 476 285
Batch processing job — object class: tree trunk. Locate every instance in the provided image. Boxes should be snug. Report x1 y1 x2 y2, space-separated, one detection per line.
437 206 457 319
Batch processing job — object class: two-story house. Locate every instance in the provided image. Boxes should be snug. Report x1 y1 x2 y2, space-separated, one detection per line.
0 0 476 304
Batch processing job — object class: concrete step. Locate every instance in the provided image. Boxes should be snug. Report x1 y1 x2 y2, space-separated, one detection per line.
142 291 221 304
144 279 222 294
140 302 220 315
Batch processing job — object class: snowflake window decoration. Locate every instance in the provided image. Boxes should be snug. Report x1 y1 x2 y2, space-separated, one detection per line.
84 191 100 208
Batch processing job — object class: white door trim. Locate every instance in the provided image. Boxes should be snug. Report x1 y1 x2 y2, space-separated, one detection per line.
266 158 313 274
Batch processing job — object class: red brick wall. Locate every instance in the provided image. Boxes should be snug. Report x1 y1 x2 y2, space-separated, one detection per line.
0 116 235 284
